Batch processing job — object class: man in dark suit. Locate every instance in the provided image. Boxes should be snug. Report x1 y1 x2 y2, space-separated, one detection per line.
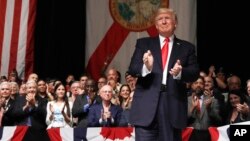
0 82 15 126
14 80 50 141
88 85 122 127
72 79 98 127
128 7 199 141
14 80 48 128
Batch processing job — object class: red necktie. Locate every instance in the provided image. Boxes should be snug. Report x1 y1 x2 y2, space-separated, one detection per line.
162 38 169 69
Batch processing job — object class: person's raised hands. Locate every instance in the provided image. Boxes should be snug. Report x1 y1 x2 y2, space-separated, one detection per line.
169 60 182 76
143 50 154 71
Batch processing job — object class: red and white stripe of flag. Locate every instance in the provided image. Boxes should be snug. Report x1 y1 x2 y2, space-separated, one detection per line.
0 0 37 80
0 126 28 141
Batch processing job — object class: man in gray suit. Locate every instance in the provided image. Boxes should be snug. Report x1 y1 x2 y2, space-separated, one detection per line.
187 77 221 141
128 7 199 141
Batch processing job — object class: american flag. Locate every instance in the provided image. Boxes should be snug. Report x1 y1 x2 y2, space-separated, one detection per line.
0 124 238 141
0 0 37 80
0 126 135 141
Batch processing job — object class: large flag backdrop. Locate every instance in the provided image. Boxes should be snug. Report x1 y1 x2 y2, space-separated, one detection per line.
86 0 196 82
0 0 36 80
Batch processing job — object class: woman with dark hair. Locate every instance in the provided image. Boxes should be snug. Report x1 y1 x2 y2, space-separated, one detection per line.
0 75 7 83
8 69 22 85
118 84 133 126
225 90 250 124
46 83 73 128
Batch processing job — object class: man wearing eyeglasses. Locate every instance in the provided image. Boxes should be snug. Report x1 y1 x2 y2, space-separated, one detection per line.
87 85 122 127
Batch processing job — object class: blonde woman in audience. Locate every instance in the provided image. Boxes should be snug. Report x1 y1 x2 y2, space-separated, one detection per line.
46 83 73 128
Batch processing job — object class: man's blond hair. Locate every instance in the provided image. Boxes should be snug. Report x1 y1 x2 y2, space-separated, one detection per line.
154 7 178 22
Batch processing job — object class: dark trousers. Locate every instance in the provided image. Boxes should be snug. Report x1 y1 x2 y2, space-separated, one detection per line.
135 91 182 141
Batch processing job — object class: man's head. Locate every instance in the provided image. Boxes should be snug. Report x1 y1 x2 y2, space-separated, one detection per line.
70 81 81 95
26 80 37 95
227 75 241 91
37 79 47 93
99 85 113 102
0 82 11 99
125 72 137 91
191 77 204 96
79 75 88 90
27 73 38 82
97 76 107 90
154 8 177 37
85 79 97 94
204 76 214 91
106 68 119 83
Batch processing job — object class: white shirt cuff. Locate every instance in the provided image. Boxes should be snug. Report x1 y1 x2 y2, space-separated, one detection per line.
173 71 182 80
142 64 151 77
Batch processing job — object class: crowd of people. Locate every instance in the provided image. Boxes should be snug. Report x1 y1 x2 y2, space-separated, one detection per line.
186 65 250 140
0 68 136 129
0 66 250 129
1 7 250 141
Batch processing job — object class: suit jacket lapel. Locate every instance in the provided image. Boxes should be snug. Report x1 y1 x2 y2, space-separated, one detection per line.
167 37 181 72
151 37 162 69
82 94 88 103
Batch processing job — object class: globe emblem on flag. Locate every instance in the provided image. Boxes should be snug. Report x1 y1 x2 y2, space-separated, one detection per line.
109 0 162 31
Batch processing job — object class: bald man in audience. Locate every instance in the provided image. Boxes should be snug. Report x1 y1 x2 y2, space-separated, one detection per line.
88 85 122 127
